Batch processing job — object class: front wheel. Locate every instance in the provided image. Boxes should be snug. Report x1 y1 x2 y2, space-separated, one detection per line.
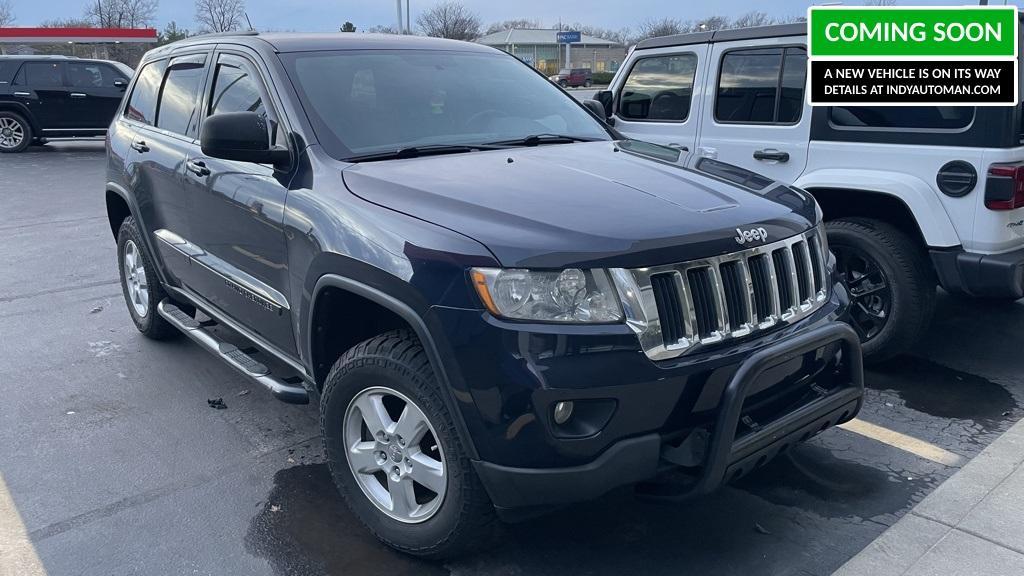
827 218 936 363
584 80 593 88
320 330 496 558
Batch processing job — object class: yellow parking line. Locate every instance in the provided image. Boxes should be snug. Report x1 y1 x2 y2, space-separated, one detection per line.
0 473 47 576
838 419 966 467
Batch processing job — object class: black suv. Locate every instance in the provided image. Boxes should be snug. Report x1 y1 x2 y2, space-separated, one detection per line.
0 55 132 153
105 32 864 558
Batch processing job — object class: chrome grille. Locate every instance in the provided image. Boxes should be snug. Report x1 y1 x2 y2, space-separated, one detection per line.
611 226 830 361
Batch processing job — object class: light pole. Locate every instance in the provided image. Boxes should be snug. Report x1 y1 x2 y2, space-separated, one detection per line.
406 0 411 33
396 0 403 34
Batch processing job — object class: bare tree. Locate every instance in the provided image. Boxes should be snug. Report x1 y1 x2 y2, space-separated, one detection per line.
41 17 95 27
195 0 246 33
367 24 398 34
485 18 542 34
635 17 684 41
732 11 775 29
0 0 15 27
85 0 158 28
563 22 631 45
692 16 730 32
416 1 481 41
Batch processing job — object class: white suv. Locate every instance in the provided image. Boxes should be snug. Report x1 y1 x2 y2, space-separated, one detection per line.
595 23 1024 361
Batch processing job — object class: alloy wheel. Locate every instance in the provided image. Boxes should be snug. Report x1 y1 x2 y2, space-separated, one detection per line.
834 244 891 341
343 386 447 523
0 117 25 150
122 240 149 318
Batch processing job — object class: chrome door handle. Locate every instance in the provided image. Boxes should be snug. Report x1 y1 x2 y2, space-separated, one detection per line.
13 91 30 97
186 160 210 177
130 140 149 153
667 143 689 152
698 147 717 159
70 93 87 98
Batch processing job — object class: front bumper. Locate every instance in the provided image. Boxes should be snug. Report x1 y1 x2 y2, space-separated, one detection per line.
470 322 863 510
931 246 1024 299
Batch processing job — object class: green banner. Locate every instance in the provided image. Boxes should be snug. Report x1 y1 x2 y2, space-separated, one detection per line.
809 7 1017 57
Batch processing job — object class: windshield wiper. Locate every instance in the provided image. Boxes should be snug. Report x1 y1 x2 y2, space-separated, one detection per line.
487 133 600 147
346 144 501 162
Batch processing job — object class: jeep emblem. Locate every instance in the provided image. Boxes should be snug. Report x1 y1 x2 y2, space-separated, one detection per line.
389 444 404 462
734 227 769 245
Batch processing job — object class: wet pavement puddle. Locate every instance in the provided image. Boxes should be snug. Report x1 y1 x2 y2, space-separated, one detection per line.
246 463 447 576
736 443 931 520
866 356 1017 426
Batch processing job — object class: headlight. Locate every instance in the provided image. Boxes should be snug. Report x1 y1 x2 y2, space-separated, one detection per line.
471 268 623 323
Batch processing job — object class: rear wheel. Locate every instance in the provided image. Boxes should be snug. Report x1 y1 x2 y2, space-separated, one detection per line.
0 112 32 153
584 79 593 88
320 330 496 558
558 79 568 88
827 218 935 363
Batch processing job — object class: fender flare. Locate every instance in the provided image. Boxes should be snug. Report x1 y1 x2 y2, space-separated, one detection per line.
307 273 480 460
105 182 173 287
796 168 961 248
0 102 39 132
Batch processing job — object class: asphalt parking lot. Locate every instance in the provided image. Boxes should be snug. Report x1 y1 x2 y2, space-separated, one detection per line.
3 140 1024 576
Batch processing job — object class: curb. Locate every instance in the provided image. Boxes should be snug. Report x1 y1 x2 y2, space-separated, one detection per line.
833 418 1024 575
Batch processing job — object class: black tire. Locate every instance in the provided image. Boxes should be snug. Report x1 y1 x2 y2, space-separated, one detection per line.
584 80 593 88
320 330 496 559
116 216 179 340
558 80 568 88
0 111 32 153
827 218 936 363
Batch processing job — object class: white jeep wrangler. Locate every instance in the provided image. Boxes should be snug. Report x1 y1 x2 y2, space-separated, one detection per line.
596 23 1024 361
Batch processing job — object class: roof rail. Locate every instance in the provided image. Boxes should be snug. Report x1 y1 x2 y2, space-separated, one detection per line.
0 54 79 60
188 30 260 40
635 23 805 51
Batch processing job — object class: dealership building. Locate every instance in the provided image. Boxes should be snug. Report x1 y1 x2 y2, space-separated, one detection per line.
476 28 627 75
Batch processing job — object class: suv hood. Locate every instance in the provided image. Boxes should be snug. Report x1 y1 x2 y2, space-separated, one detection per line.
342 141 818 269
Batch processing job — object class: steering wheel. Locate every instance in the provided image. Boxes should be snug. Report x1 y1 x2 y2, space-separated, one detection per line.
464 109 510 131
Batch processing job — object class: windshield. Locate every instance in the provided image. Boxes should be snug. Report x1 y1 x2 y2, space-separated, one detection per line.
281 50 610 160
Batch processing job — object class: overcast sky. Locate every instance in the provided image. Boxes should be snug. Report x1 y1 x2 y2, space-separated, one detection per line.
8 0 997 33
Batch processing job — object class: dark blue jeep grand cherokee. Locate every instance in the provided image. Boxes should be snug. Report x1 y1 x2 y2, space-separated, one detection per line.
104 32 863 557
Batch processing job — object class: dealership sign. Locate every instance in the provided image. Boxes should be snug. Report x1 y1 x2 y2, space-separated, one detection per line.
807 7 1018 106
556 31 581 44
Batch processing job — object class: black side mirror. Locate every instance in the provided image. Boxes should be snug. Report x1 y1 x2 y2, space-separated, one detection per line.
595 90 614 118
583 99 607 122
200 111 289 166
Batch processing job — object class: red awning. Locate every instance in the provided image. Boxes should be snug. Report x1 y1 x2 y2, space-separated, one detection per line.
0 27 158 43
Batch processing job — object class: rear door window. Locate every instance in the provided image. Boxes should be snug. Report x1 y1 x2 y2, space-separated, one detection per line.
125 60 167 126
0 60 20 83
155 55 208 137
618 54 698 122
66 62 126 89
15 61 64 87
830 106 975 130
715 47 806 124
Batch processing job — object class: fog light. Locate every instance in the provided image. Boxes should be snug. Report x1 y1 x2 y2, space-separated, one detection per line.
553 401 574 425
